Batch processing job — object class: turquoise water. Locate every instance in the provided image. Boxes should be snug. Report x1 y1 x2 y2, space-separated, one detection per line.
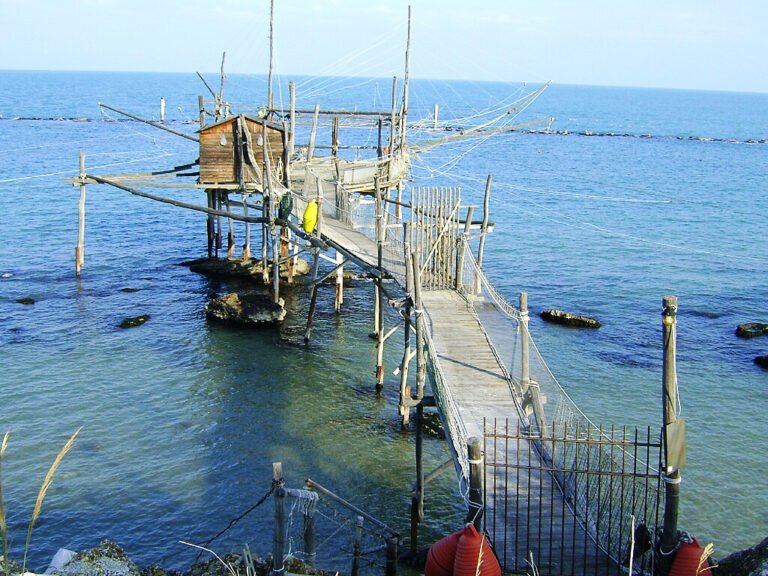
1 71 767 571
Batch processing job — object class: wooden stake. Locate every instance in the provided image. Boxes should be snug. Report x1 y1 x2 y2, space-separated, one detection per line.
242 194 251 261
375 179 385 392
334 249 344 313
386 538 398 576
304 284 319 344
351 516 364 576
416 402 424 521
520 292 530 393
303 505 316 567
206 189 214 258
272 462 285 574
433 103 439 129
288 81 296 160
75 150 86 276
198 95 206 129
399 235 413 427
160 97 166 123
412 250 426 399
660 295 682 563
226 194 235 258
466 436 483 530
389 76 398 155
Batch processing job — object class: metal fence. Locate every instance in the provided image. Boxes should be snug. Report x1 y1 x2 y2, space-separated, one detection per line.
483 418 664 576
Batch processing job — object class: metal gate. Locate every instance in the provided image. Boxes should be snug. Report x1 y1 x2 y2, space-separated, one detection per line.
483 419 664 576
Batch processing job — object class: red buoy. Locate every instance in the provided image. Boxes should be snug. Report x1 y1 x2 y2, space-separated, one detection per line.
425 530 462 576
453 525 501 576
669 537 712 576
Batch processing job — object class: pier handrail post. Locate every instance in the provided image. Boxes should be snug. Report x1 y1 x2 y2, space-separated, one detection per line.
75 150 86 276
272 462 286 575
659 295 684 571
520 292 530 394
303 504 316 567
466 436 484 530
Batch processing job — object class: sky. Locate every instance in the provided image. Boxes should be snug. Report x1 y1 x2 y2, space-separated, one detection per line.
1 0 767 93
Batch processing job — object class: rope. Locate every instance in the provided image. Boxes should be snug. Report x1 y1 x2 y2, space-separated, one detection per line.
191 482 277 563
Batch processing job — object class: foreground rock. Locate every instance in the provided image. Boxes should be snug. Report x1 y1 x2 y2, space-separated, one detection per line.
736 323 768 338
540 309 602 329
755 355 768 369
205 292 286 326
715 535 768 576
185 257 310 281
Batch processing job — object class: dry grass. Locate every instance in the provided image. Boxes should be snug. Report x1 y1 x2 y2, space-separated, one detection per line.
22 427 82 572
1 431 9 573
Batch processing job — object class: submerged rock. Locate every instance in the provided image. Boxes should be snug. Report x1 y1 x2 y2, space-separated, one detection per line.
184 257 310 281
540 309 601 329
119 314 150 329
16 297 35 305
736 323 768 338
715 535 768 576
205 292 286 326
755 355 768 369
121 287 141 293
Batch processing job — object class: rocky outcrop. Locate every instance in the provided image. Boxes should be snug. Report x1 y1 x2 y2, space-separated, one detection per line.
184 257 310 281
540 309 602 329
16 297 35 305
755 355 768 369
119 314 150 329
205 292 286 326
736 323 768 338
715 536 768 576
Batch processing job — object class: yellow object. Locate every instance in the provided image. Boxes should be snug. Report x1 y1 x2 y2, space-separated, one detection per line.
303 199 319 233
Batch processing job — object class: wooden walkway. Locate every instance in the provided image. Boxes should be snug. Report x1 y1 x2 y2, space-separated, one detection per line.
313 208 609 575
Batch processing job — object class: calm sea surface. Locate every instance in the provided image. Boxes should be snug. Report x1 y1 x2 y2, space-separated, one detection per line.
0 71 766 571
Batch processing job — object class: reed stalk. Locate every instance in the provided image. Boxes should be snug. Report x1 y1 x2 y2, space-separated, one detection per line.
21 427 81 573
0 432 9 574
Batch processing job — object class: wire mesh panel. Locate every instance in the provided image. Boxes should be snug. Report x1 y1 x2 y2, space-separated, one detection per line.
483 419 663 576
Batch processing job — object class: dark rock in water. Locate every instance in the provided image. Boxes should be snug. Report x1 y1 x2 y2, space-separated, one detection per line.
121 287 140 293
736 323 768 338
184 256 310 281
119 314 150 329
16 297 35 305
755 355 768 369
540 309 601 328
715 535 768 576
206 292 286 326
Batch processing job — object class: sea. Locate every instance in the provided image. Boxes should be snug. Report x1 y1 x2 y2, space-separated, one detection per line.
0 70 766 572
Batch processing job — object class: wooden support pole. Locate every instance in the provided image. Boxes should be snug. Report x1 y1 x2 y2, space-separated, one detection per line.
351 516 364 576
389 76 398 155
303 507 316 567
377 117 383 158
400 6 412 150
242 194 251 261
334 249 344 313
206 189 215 258
307 104 320 162
198 95 206 129
475 175 492 293
416 402 424 521
399 233 413 427
466 436 483 530
215 191 222 256
226 194 235 258
455 205 474 291
412 250 426 400
375 178 385 392
262 122 280 303
304 284 319 344
331 116 339 157
75 150 86 276
267 0 275 111
288 81 296 160
272 462 285 575
660 295 682 567
386 537 398 576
